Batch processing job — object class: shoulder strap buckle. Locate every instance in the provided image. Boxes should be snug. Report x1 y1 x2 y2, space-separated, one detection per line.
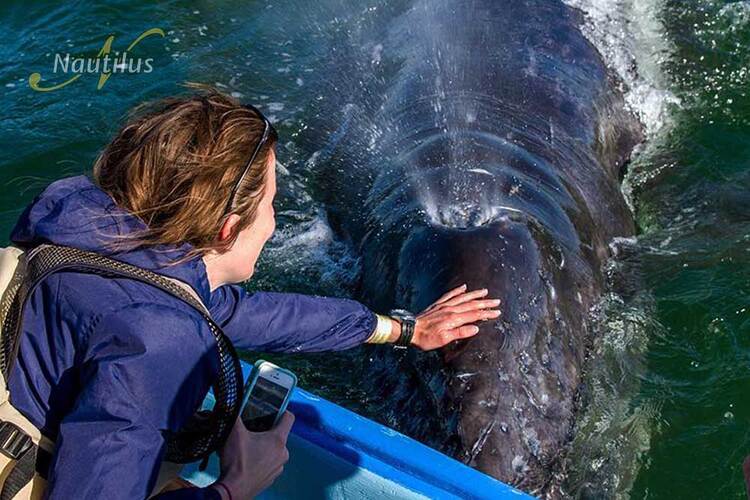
0 421 32 460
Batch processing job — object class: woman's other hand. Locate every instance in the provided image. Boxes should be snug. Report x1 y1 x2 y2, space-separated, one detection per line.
408 284 501 351
214 412 295 499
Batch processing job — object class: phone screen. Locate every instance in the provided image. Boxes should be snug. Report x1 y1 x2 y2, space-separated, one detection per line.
242 375 290 432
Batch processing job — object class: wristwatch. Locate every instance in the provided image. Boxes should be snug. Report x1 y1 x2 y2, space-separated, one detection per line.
389 309 416 348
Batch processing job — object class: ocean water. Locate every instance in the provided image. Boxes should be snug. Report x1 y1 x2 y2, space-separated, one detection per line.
0 0 748 497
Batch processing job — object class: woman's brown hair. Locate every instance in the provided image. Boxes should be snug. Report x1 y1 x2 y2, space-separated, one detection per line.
93 84 277 259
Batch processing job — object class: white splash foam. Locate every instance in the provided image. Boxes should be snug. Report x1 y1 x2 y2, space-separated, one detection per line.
563 0 680 136
263 210 361 296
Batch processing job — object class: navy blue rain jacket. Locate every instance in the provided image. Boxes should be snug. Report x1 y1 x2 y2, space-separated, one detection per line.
6 175 376 499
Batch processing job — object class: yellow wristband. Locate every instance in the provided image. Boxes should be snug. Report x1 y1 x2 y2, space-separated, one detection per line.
366 314 393 344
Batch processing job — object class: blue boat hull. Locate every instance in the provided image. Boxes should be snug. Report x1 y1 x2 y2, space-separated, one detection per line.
181 360 532 499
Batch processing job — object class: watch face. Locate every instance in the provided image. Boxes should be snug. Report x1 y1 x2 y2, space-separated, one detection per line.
390 309 415 321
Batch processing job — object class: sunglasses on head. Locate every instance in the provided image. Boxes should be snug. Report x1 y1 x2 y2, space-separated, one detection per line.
223 104 277 216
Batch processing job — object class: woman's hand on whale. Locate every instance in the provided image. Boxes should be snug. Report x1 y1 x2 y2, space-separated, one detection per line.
394 284 501 351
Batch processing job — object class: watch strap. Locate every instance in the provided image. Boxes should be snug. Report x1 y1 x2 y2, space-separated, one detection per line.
395 316 415 347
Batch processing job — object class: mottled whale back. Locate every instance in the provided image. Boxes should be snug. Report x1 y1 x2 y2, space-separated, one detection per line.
322 0 642 494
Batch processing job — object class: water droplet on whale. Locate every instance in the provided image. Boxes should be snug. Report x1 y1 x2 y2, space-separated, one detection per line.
512 455 528 474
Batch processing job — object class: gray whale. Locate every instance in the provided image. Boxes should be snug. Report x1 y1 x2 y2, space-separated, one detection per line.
313 0 643 494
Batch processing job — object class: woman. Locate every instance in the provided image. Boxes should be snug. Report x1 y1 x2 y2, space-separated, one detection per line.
6 87 501 499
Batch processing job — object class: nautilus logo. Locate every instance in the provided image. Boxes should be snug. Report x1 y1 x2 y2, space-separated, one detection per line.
28 28 165 92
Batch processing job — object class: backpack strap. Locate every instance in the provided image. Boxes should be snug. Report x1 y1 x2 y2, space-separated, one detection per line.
0 244 243 464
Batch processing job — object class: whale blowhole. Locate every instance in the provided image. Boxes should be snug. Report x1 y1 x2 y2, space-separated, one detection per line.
425 200 525 229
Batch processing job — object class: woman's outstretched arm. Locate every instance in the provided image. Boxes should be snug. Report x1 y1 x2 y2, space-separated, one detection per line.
208 285 376 352
208 284 500 353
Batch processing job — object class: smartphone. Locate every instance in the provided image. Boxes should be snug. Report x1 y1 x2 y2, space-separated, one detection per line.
241 360 297 432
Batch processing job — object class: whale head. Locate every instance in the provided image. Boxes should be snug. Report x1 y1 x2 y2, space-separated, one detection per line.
383 209 600 494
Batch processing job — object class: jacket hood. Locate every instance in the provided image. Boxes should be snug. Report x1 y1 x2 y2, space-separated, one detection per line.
10 175 211 303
